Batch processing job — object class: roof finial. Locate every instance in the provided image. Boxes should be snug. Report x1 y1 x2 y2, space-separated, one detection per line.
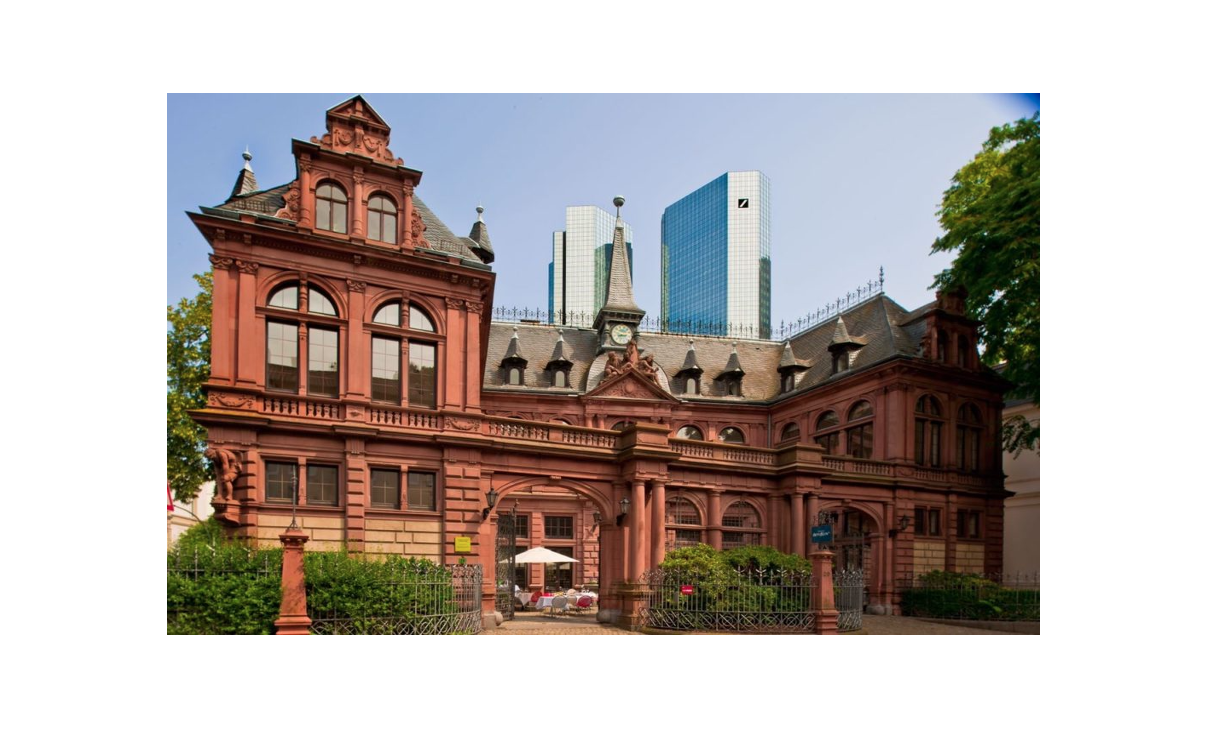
613 195 624 222
879 266 884 286
476 203 484 223
243 147 252 169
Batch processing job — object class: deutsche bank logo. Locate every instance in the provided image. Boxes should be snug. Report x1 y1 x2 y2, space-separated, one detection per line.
737 198 749 208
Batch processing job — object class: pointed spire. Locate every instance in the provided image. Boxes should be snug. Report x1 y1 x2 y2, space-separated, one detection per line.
778 338 810 374
599 195 643 315
830 316 854 346
721 342 744 376
229 149 259 198
501 325 527 366
468 203 494 263
548 329 572 367
676 339 703 376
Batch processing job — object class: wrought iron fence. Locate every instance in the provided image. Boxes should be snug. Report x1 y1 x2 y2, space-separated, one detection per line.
639 568 815 633
493 271 884 342
167 547 282 635
306 564 483 635
897 571 1040 622
834 568 865 632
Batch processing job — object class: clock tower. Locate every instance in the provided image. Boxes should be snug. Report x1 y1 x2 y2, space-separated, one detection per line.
593 196 646 353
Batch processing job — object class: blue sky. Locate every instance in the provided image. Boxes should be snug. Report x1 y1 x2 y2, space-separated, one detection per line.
168 94 1038 324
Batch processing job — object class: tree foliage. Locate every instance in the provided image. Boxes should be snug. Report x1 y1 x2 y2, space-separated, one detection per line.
167 271 213 503
932 113 1040 453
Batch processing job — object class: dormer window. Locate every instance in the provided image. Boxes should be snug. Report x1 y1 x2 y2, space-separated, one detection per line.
367 194 398 244
553 370 568 388
684 376 700 395
315 181 348 234
781 373 796 392
507 366 524 386
832 351 850 373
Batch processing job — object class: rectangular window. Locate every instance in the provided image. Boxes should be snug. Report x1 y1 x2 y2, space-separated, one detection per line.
671 529 702 549
545 546 573 590
956 510 981 539
265 461 296 504
816 432 838 455
930 423 942 467
929 509 941 536
407 342 436 408
914 421 925 466
515 514 529 539
847 424 873 459
372 337 400 403
371 468 400 509
915 507 943 537
544 515 573 539
307 327 339 397
306 465 338 507
266 321 298 392
406 471 435 511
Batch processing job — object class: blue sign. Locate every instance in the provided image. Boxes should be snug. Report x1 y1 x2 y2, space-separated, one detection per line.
811 525 833 544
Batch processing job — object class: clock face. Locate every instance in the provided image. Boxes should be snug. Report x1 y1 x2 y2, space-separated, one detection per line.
611 324 633 345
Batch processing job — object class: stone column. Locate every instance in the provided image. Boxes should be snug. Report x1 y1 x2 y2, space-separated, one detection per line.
806 494 820 554
346 280 367 400
791 492 805 557
236 261 259 386
208 256 234 383
444 299 465 410
275 522 311 635
810 548 839 635
464 302 483 411
767 494 780 550
650 480 666 567
706 489 722 548
628 481 645 581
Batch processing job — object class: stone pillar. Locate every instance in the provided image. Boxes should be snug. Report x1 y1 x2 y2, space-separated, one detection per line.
236 261 259 386
629 481 645 581
791 492 805 557
650 480 666 567
464 302 483 411
345 280 367 400
767 494 780 550
208 256 234 383
706 489 722 548
806 494 820 554
810 548 839 635
343 437 366 553
444 299 465 410
275 523 311 635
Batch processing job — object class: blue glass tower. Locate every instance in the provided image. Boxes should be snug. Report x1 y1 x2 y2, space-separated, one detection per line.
661 171 771 339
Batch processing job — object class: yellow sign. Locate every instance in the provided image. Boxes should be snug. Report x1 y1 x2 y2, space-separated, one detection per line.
454 536 472 553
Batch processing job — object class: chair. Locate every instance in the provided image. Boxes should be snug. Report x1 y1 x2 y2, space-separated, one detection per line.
572 595 593 616
550 596 569 617
529 591 543 611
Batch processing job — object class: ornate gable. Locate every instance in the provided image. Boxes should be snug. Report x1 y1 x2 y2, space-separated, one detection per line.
310 95 403 166
584 368 679 403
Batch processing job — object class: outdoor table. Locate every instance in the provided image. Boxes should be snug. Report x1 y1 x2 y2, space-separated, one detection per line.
515 592 532 607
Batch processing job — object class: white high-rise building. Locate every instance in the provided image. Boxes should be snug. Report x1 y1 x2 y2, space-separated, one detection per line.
548 205 634 325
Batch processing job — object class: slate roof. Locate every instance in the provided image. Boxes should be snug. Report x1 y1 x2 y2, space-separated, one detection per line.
483 294 933 402
601 220 642 314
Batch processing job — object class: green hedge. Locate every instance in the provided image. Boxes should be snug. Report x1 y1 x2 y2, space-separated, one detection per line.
166 519 459 635
653 545 812 616
899 571 1040 621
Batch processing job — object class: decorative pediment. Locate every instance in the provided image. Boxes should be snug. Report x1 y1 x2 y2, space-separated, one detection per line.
310 95 404 166
584 368 678 403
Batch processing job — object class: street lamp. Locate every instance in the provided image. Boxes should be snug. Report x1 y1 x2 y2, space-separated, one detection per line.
617 496 630 525
482 488 498 519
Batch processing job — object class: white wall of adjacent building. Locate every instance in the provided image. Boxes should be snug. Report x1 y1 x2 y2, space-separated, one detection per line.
168 481 215 549
1001 403 1040 575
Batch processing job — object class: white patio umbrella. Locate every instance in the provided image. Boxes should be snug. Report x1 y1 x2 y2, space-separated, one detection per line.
515 547 580 593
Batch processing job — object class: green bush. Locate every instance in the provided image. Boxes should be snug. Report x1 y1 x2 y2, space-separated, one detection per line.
651 545 813 622
899 571 1040 621
305 552 458 634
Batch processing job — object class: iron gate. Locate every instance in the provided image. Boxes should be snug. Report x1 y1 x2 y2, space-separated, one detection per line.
495 511 516 620
834 568 864 631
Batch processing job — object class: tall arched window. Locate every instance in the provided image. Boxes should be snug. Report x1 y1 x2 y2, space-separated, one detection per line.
915 395 944 467
719 426 745 444
315 181 348 234
957 403 983 472
958 335 970 368
721 499 762 549
779 422 800 443
367 194 398 244
936 330 948 363
846 401 874 459
369 301 438 408
684 376 700 395
553 370 568 388
264 282 340 397
813 410 839 454
676 425 704 441
667 497 703 550
610 421 633 432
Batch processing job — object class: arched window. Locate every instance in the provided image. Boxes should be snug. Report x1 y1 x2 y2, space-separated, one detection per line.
667 497 703 550
373 302 400 326
265 282 340 398
721 499 762 550
676 425 704 441
684 376 699 395
315 181 348 234
780 422 800 442
367 194 398 244
268 284 298 310
610 421 633 432
846 401 874 459
369 301 438 408
719 426 745 444
914 395 943 467
958 335 970 368
553 370 567 388
813 410 839 454
507 367 523 386
552 418 571 425
957 403 983 472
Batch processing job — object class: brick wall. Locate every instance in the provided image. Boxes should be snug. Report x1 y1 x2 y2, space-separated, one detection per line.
913 540 945 574
953 542 985 574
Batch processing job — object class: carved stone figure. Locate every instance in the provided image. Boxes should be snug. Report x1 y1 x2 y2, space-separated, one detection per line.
637 352 656 376
603 352 621 378
205 447 241 502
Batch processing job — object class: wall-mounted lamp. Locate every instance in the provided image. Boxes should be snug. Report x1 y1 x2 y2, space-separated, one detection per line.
482 488 498 519
617 496 630 525
593 511 602 526
889 513 914 538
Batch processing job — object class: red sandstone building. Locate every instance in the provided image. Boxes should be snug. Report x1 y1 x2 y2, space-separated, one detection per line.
189 96 1011 624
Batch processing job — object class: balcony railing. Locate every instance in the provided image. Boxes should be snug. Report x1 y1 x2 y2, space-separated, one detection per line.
261 394 343 420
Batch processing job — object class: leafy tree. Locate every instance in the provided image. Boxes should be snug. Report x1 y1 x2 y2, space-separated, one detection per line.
167 271 213 503
931 113 1040 454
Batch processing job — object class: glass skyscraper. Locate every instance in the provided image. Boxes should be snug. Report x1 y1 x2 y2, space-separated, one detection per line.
548 205 634 323
661 171 771 339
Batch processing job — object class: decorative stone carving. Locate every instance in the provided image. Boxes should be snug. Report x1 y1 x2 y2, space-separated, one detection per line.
347 280 367 293
409 210 427 248
446 298 466 310
212 228 227 243
353 254 364 266
602 340 658 379
465 301 483 314
208 392 254 409
242 233 253 245
446 417 480 432
275 184 301 220
236 261 259 275
205 446 241 502
450 274 460 284
208 255 234 270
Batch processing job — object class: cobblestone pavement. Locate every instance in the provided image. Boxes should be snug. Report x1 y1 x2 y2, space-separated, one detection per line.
856 615 1018 635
